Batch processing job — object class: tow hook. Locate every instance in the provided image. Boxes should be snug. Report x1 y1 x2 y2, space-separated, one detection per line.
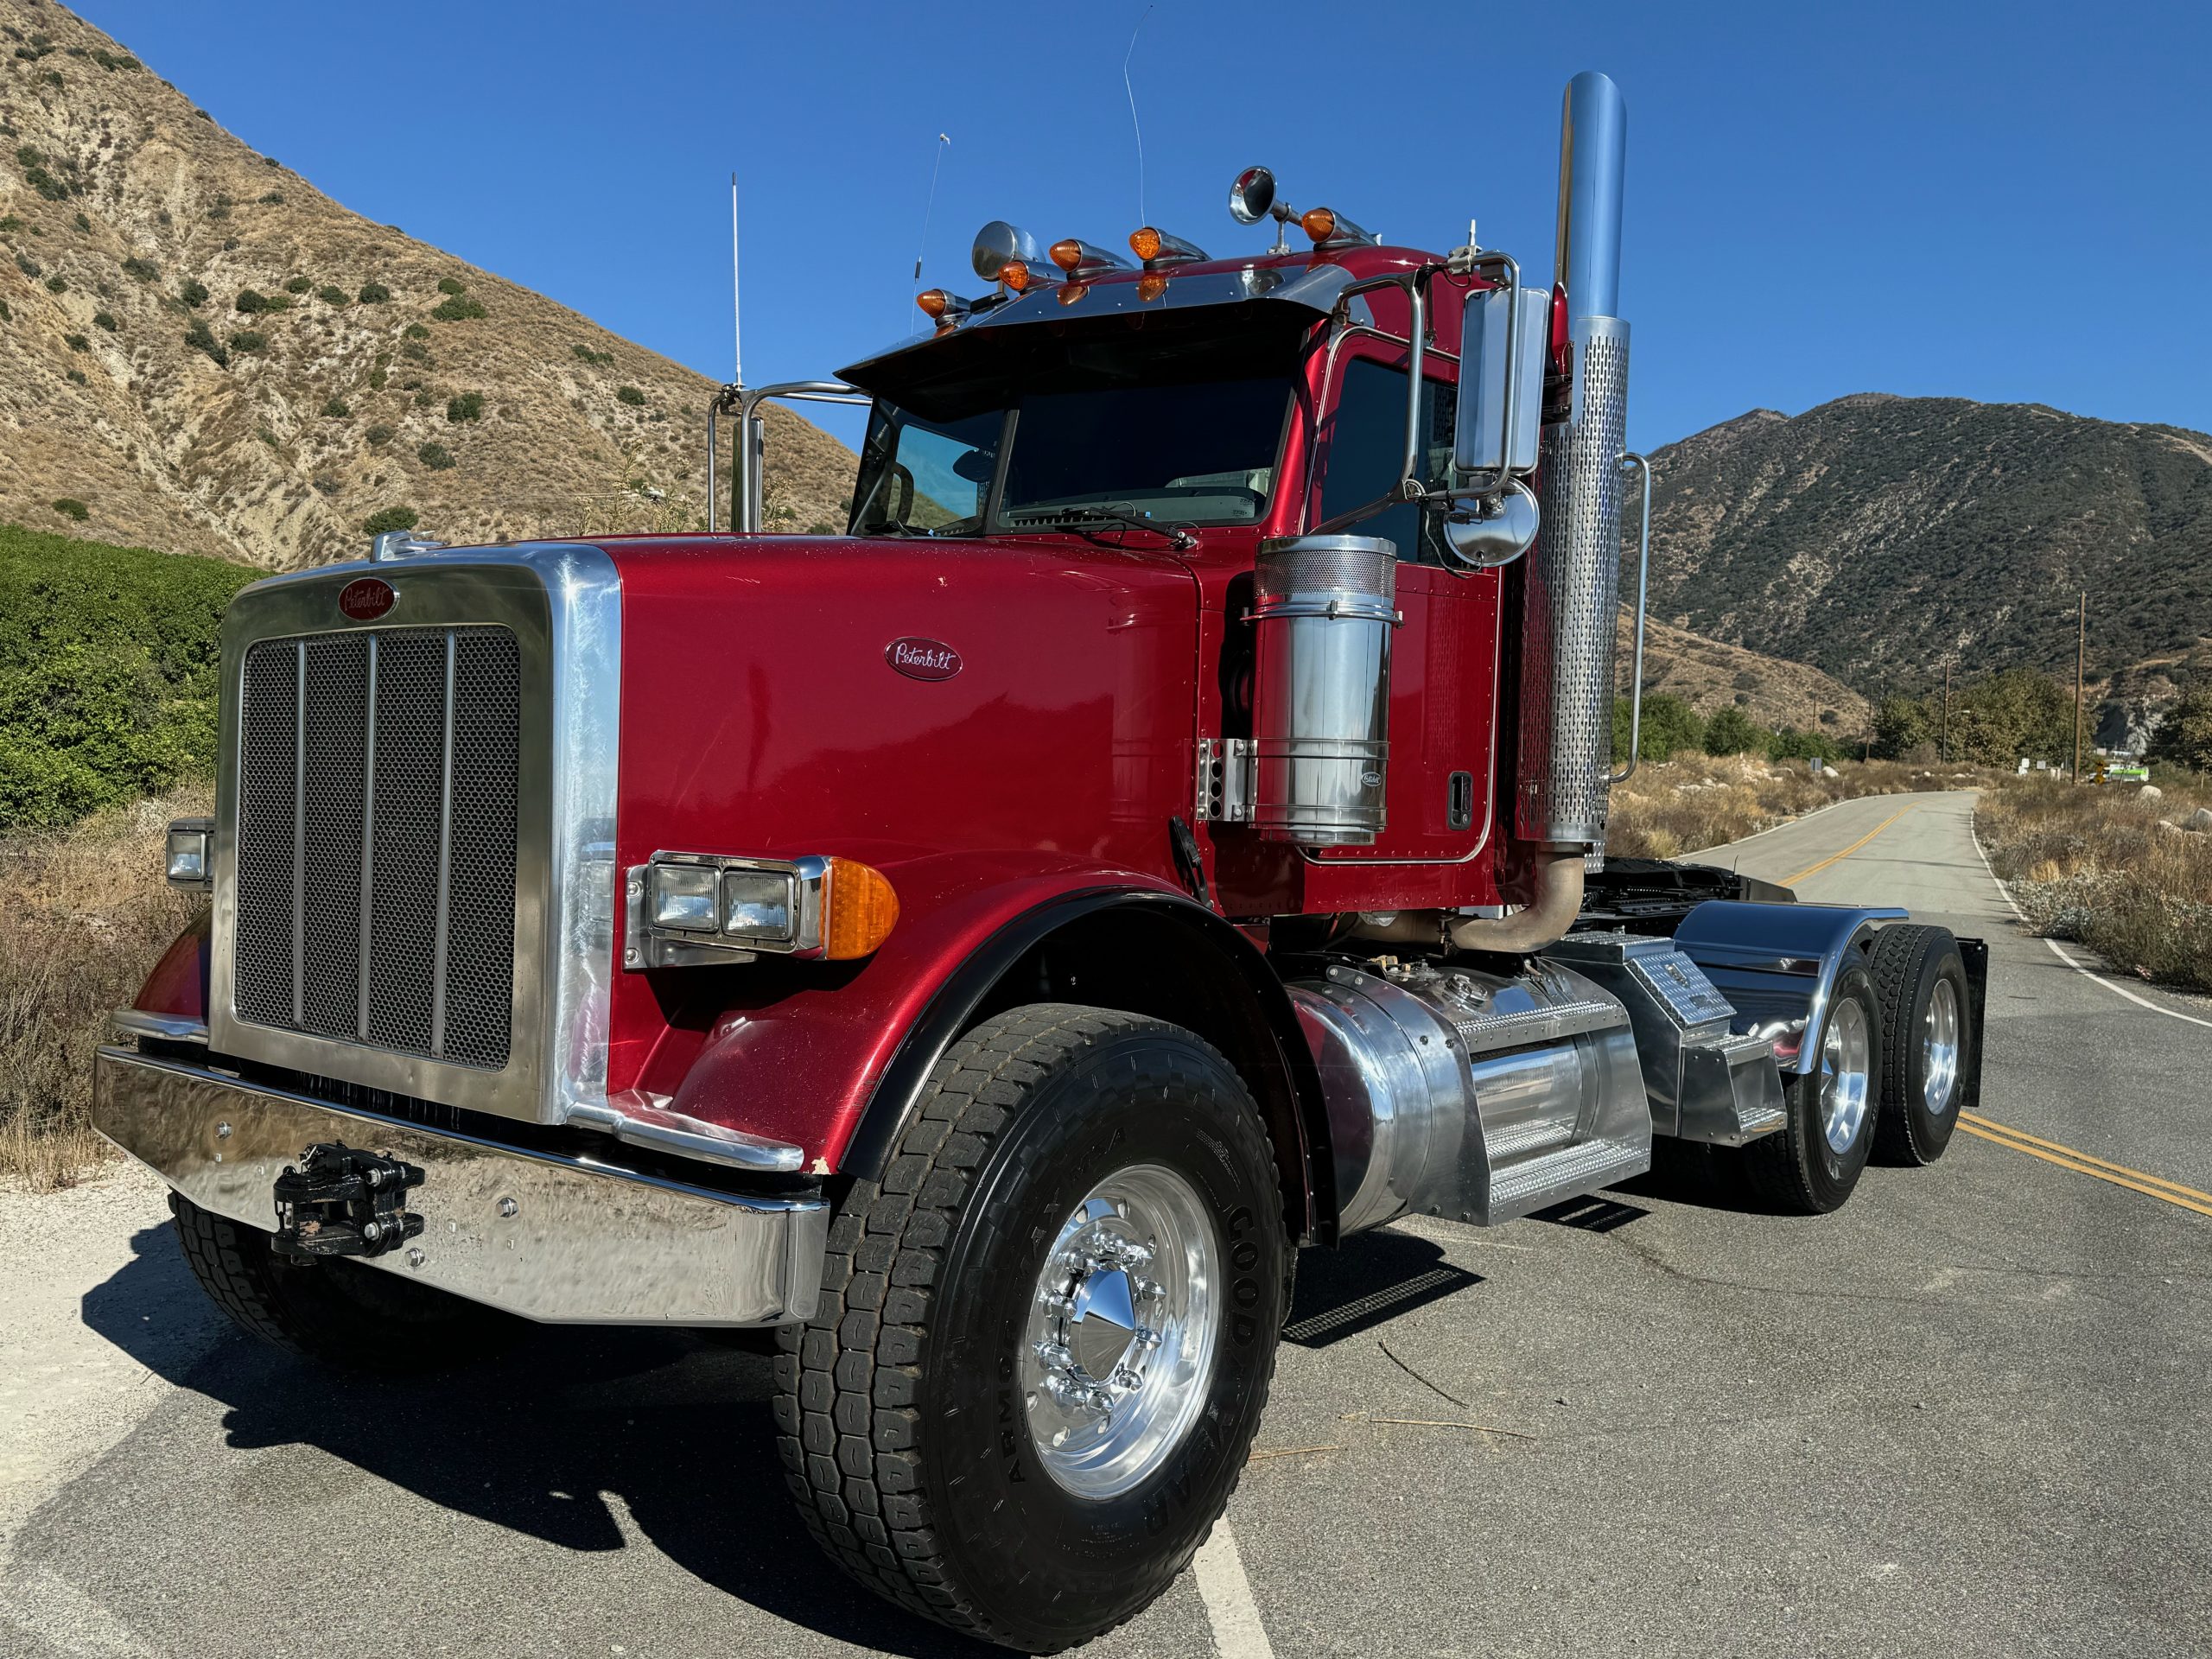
271 1142 426 1262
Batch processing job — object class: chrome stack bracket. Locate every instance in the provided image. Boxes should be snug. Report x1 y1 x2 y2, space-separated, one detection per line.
1194 738 1256 825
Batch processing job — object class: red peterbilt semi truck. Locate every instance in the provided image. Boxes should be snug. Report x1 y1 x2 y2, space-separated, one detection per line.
95 73 1984 1652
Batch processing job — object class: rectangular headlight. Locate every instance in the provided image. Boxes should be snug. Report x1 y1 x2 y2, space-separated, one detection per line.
166 819 213 888
721 868 796 942
648 862 720 931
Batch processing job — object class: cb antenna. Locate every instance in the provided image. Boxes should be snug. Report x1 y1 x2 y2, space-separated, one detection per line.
1123 4 1154 224
743 170 752 389
912 132 951 333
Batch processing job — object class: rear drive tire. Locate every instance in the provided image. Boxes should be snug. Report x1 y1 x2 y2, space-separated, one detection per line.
1739 961 1882 1214
169 1192 519 1372
1868 925 1971 1166
773 1005 1290 1653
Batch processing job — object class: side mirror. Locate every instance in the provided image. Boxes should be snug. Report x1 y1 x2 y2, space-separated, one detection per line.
1452 283 1548 486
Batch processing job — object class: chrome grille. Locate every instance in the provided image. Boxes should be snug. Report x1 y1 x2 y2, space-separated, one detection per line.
233 627 521 1070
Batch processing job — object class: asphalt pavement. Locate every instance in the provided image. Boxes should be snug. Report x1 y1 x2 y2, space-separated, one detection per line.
4 789 2208 1658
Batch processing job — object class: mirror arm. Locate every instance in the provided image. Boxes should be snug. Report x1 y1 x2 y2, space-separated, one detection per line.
1608 451 1654 785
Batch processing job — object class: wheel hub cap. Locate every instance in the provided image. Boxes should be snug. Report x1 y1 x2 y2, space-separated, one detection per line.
1923 978 1961 1116
1021 1163 1219 1500
1819 996 1873 1154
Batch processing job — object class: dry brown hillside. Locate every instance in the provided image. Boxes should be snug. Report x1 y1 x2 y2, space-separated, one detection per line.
0 0 852 567
1623 607 1872 736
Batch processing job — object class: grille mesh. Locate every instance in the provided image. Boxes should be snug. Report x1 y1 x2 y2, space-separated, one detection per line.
233 626 520 1069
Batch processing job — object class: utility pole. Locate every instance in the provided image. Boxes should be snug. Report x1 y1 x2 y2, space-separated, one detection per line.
1942 664 1950 763
2072 589 2086 784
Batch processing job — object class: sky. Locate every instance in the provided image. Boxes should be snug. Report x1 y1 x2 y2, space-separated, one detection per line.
77 0 2212 456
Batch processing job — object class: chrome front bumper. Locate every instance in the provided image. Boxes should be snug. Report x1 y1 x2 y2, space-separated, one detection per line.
92 1046 828 1326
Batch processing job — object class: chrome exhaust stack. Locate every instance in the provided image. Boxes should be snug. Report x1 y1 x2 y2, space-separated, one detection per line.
1518 70 1630 856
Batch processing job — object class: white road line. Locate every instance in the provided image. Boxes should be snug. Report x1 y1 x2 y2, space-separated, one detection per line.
1966 805 2212 1032
1192 1519 1275 1659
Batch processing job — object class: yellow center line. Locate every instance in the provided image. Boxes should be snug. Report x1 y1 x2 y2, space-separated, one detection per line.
1956 1112 2212 1220
1780 805 1913 888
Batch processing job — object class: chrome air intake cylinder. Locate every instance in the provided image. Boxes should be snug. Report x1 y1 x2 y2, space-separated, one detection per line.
1249 535 1400 847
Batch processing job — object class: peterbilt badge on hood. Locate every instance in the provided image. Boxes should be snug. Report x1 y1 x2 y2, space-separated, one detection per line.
886 638 962 680
338 577 397 621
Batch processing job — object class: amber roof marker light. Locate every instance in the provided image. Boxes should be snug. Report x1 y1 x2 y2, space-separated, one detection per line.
1299 205 1379 251
1127 226 1211 269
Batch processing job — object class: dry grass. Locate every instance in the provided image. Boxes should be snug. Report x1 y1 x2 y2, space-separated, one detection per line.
0 788 207 1189
1974 774 2212 993
1609 753 1991 860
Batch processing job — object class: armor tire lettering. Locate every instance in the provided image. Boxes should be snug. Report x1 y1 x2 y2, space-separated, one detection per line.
1737 961 1883 1215
167 1191 519 1373
772 1004 1289 1653
1867 925 1970 1167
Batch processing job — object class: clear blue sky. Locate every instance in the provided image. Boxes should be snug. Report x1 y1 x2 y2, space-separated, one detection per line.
81 0 2212 454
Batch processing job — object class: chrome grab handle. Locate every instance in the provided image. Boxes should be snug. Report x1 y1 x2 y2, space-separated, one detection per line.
1609 450 1652 785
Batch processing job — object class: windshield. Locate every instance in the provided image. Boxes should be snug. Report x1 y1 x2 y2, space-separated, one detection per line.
847 305 1305 538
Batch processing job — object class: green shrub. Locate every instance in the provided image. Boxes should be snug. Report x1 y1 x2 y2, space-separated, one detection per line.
65 369 87 386
1701 705 1769 757
416 442 454 470
228 329 266 353
121 255 158 283
14 253 40 277
446 391 483 423
179 278 208 308
429 295 485 322
90 48 139 72
436 276 466 296
616 385 645 407
260 191 286 206
364 423 394 447
403 321 429 340
283 275 310 294
64 332 88 352
92 310 116 332
234 289 270 315
366 367 386 390
72 211 89 232
0 300 11 322
361 506 418 536
184 319 226 365
316 284 346 306
44 274 66 293
0 523 254 828
22 165 67 202
571 343 613 365
357 282 390 303
14 146 40 168
321 396 349 418
50 498 88 522
398 340 429 365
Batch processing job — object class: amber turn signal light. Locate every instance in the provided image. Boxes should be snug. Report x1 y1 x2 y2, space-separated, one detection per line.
1049 238 1084 274
1000 259 1035 293
1128 226 1163 263
917 289 953 318
1300 207 1337 244
822 857 899 960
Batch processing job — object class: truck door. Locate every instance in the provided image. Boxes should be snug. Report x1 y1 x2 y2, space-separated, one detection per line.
1305 346 1502 868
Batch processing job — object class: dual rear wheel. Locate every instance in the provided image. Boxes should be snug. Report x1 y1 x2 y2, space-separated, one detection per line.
1740 924 1973 1213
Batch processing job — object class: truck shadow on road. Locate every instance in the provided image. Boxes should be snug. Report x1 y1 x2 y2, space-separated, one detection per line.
77 1224 1006 1657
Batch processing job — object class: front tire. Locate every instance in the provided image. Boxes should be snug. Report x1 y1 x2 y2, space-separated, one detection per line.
169 1192 519 1372
774 1005 1290 1653
1739 961 1882 1214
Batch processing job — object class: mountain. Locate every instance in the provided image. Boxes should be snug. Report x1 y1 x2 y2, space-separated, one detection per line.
1620 608 1869 736
0 0 852 568
1641 397 2212 708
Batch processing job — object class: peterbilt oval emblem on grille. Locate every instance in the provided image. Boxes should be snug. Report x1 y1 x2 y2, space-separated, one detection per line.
887 638 962 681
338 577 397 621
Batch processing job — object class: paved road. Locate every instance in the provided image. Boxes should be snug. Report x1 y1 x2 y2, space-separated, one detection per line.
5 790 2209 1658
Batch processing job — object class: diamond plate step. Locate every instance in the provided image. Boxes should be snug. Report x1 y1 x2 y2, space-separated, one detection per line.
1486 1136 1650 1224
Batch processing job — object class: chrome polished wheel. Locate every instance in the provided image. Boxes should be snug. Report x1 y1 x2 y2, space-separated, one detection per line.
1818 995 1874 1154
1020 1163 1220 1500
1923 978 1961 1116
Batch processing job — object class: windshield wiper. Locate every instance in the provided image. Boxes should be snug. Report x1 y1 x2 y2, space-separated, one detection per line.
1001 504 1197 550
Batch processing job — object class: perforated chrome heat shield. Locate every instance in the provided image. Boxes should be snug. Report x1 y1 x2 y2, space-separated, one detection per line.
1518 315 1629 849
